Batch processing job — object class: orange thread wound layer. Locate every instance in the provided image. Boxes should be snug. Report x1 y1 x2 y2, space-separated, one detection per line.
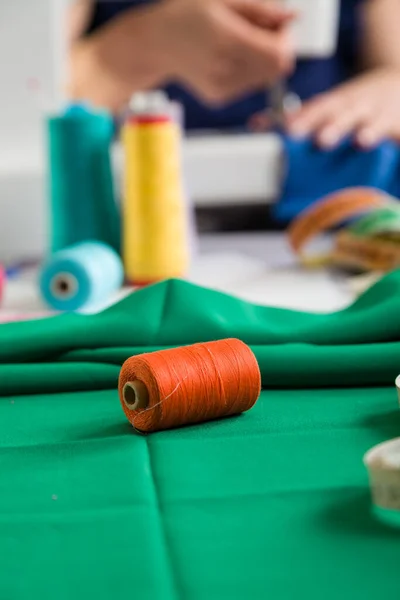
288 187 388 255
118 339 261 433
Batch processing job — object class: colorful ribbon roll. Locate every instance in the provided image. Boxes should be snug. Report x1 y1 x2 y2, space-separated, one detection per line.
287 187 400 271
47 103 120 254
39 241 123 312
118 339 261 433
122 93 189 285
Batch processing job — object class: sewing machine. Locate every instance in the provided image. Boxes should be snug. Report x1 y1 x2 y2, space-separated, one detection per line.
0 0 339 262
284 0 339 58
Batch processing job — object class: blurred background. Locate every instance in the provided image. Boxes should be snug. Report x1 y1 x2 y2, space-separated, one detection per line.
2 0 398 268
0 0 340 264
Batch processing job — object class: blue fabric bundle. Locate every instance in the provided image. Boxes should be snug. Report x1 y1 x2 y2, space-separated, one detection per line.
274 136 400 222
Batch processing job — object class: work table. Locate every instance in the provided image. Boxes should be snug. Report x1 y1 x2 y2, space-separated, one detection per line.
1 233 355 322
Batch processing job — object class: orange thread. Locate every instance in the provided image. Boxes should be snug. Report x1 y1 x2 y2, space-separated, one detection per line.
288 187 388 255
118 339 261 433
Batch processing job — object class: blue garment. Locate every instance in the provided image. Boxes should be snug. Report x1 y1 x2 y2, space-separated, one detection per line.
274 137 400 222
87 0 363 130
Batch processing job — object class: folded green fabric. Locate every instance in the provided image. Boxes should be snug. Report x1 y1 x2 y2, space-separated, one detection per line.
1 274 400 600
1 274 400 395
1 272 400 363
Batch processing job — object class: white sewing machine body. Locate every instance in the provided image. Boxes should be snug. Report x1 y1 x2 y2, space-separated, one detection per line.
0 0 339 263
284 0 340 58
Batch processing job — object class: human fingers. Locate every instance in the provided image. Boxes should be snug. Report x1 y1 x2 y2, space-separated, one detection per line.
230 0 297 29
227 13 295 82
315 103 374 148
167 0 294 105
286 93 341 138
355 118 392 149
195 12 294 103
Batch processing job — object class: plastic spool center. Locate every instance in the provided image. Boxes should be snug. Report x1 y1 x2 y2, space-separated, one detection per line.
50 272 78 299
123 381 149 411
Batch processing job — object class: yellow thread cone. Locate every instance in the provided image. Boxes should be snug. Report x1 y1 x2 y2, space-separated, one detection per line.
122 116 189 284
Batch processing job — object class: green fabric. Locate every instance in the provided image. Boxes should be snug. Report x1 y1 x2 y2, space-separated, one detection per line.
1 275 400 599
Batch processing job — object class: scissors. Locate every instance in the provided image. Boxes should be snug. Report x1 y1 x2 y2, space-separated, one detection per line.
268 80 301 130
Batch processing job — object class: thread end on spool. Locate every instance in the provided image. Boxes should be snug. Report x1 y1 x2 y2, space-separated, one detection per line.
123 381 149 411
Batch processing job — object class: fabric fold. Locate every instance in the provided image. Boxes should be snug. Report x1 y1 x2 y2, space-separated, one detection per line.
1 340 400 397
1 266 400 395
1 271 400 365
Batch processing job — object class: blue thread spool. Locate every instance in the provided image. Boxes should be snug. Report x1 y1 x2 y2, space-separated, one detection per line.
47 103 120 254
39 241 123 312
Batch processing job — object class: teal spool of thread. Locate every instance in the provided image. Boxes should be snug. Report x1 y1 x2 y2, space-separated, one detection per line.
47 103 120 254
39 241 124 312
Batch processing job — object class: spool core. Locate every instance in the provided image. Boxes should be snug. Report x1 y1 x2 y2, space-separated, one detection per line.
123 381 149 411
50 272 78 299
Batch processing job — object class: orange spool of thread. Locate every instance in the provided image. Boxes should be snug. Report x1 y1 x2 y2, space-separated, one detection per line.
118 339 261 433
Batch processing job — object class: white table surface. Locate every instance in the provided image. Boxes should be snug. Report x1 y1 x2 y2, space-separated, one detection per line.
1 233 357 323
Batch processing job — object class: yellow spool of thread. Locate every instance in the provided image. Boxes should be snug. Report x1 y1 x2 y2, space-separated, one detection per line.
122 97 189 285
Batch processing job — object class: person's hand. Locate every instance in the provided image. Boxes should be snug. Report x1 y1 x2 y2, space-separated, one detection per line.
161 0 296 105
286 68 400 149
69 0 295 111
